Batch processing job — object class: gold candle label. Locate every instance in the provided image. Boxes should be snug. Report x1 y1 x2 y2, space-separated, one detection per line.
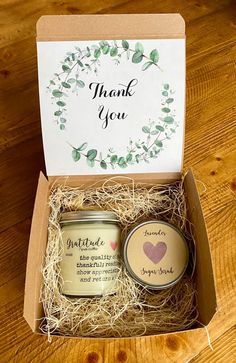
60 224 120 296
124 221 188 288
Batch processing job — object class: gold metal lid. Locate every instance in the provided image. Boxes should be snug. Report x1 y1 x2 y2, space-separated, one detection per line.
60 210 119 224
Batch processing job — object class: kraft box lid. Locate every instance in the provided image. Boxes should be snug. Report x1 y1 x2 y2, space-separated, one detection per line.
36 14 185 177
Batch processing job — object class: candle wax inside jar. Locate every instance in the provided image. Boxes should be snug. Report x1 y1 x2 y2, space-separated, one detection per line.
60 223 120 296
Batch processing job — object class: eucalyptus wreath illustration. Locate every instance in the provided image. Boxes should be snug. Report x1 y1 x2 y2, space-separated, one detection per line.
47 40 178 170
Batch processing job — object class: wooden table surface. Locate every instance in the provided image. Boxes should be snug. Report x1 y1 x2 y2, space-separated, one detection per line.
0 1 235 362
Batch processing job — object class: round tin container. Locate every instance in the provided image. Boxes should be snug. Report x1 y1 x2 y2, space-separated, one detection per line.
60 211 120 297
123 220 189 289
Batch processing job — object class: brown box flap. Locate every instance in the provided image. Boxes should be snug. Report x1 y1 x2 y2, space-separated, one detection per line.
184 169 217 324
37 14 185 41
23 172 50 331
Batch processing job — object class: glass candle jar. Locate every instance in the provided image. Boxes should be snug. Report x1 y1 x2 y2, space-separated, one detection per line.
60 211 120 297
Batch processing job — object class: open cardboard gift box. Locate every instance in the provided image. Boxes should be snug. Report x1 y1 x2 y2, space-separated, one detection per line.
23 14 217 337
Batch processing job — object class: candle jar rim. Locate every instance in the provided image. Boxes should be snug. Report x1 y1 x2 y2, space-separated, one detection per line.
60 210 119 224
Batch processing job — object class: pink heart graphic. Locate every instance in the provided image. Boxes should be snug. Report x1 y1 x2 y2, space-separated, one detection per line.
110 241 118 251
143 241 167 264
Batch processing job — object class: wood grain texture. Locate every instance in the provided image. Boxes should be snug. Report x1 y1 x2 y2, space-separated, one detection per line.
0 0 235 362
191 327 236 362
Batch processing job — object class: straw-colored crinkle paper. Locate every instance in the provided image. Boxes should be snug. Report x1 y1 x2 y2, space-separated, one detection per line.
40 177 198 338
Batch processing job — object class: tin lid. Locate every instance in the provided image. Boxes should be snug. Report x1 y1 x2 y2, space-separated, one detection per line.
60 210 119 223
123 220 189 289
